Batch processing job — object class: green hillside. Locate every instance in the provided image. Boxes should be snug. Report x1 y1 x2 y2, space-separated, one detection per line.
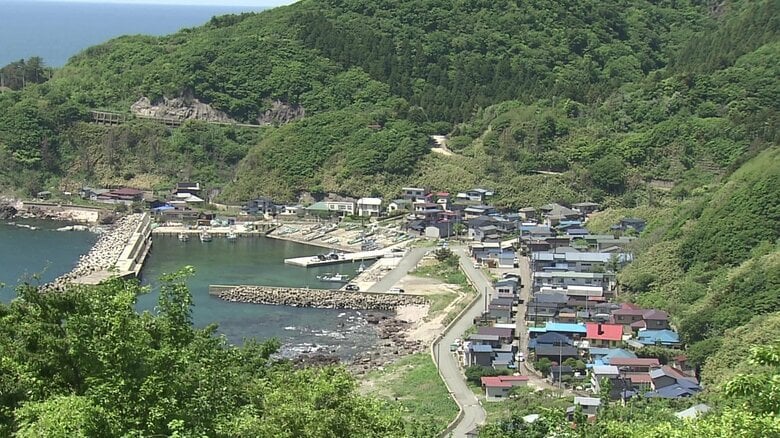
2 0 775 203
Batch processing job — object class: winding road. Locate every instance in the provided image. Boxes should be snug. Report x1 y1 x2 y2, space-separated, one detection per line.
433 248 492 437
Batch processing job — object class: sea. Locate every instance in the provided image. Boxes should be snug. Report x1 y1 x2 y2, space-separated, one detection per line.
0 221 382 359
0 0 266 67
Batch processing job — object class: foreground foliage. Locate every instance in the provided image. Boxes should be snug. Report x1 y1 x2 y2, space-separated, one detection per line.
0 271 424 437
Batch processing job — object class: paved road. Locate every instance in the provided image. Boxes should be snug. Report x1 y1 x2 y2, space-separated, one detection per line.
367 247 428 292
434 249 491 437
516 256 532 371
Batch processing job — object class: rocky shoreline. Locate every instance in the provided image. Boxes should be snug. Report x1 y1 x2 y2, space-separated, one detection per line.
44 213 144 291
349 314 426 374
212 285 427 310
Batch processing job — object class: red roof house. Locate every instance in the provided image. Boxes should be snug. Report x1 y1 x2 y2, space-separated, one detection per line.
481 375 529 398
586 323 624 347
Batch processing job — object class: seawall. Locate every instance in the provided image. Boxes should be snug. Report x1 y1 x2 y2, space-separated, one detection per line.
209 284 427 310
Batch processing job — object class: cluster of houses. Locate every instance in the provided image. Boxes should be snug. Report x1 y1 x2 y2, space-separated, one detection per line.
457 203 696 410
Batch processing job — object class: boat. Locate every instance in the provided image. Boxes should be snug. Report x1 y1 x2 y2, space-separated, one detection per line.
199 231 213 242
316 273 350 283
226 231 238 241
178 232 190 242
357 262 366 273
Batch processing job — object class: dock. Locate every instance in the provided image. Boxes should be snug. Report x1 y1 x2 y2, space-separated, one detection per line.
284 249 401 267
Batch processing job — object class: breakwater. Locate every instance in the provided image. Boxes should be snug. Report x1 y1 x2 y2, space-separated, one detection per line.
46 213 149 289
210 285 427 310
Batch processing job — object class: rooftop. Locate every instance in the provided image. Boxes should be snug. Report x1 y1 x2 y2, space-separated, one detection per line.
586 323 624 342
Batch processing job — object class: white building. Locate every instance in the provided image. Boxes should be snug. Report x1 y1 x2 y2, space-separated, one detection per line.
325 201 355 215
357 198 382 217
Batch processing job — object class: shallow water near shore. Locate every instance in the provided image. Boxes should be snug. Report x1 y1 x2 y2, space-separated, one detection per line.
138 235 383 357
0 219 97 298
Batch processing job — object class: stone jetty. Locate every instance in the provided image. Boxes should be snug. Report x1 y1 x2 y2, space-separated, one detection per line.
211 285 427 311
45 213 146 290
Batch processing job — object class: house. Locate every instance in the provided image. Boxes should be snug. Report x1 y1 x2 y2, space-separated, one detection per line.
174 182 201 195
543 322 587 338
549 366 575 385
518 207 537 221
527 292 568 322
494 278 519 297
585 323 624 348
433 192 451 209
572 202 599 216
480 375 528 398
645 366 701 398
413 202 442 219
464 205 497 220
474 225 500 242
492 352 516 369
641 310 670 330
457 188 494 203
357 198 382 217
172 193 205 205
402 187 426 202
596 348 637 366
387 199 412 215
573 397 601 416
468 334 501 348
425 222 456 239
534 345 579 362
489 302 513 322
611 305 669 330
80 187 111 200
96 187 144 204
590 365 626 399
529 332 573 349
532 251 631 273
478 326 515 344
637 329 680 347
469 344 495 366
242 197 275 216
617 217 646 233
533 271 605 291
608 357 660 373
540 203 581 226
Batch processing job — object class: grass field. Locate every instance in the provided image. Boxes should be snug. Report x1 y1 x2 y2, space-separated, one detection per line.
361 353 458 433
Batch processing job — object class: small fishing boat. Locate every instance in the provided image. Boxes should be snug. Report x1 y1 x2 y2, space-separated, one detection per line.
199 231 212 242
316 273 350 283
226 231 238 241
178 232 190 242
357 262 366 273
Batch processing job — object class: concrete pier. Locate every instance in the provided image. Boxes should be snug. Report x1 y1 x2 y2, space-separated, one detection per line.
284 249 401 267
71 213 152 285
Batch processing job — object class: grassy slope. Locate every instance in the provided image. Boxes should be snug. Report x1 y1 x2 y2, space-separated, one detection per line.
361 353 457 434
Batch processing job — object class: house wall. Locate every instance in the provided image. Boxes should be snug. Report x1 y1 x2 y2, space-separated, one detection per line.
485 386 510 398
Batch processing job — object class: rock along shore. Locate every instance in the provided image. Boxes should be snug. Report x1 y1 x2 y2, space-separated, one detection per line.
44 213 144 291
212 285 427 311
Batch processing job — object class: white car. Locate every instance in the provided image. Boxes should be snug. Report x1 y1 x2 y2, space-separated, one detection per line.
389 287 405 294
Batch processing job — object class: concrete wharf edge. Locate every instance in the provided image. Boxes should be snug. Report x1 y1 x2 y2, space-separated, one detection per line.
284 249 396 267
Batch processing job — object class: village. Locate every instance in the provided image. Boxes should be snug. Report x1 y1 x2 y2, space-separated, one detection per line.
23 182 704 426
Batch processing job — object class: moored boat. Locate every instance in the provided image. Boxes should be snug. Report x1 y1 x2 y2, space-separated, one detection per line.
316 273 350 283
178 232 190 242
226 231 238 241
199 231 212 242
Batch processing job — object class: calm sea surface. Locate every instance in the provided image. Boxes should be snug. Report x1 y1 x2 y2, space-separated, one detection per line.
0 223 381 358
0 1 263 67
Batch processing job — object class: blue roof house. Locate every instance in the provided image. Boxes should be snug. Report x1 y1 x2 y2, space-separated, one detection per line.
638 329 680 346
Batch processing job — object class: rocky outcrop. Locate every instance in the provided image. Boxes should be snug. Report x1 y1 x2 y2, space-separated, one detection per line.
131 96 235 123
257 100 305 126
349 316 426 374
213 286 426 310
0 203 17 220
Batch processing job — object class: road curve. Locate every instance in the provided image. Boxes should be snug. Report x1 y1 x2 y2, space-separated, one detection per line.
433 248 492 437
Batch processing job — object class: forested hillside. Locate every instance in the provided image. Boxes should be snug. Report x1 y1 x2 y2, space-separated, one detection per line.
2 0 775 203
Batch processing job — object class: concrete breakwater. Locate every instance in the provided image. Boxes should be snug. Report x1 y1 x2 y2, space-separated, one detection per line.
210 285 427 311
46 213 149 289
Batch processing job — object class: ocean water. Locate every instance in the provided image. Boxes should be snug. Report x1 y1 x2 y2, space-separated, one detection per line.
0 1 264 67
0 225 381 358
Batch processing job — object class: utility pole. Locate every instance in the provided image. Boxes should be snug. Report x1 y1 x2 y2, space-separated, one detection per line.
559 342 563 395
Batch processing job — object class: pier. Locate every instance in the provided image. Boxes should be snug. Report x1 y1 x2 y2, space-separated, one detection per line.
284 249 401 267
71 213 152 285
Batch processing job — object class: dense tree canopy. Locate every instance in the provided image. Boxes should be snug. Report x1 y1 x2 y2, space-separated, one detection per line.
0 271 424 437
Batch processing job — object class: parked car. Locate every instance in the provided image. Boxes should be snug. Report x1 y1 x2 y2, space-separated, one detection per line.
345 284 359 291
389 287 405 294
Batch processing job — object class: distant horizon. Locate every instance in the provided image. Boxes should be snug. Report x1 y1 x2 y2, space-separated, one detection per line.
11 0 296 6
